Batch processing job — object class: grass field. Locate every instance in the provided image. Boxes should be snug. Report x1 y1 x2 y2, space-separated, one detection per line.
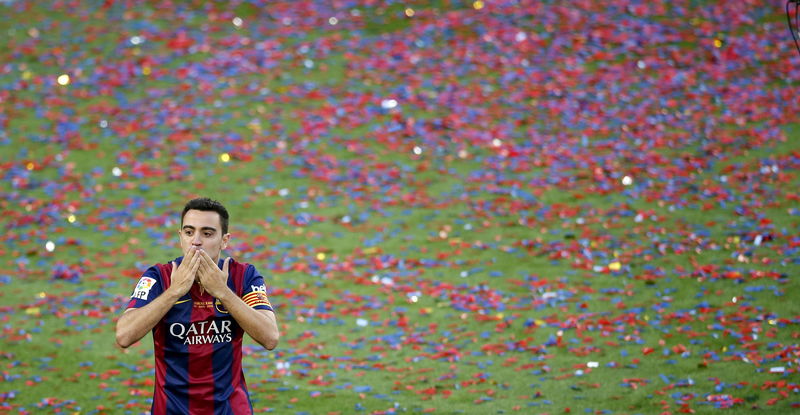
1 0 800 414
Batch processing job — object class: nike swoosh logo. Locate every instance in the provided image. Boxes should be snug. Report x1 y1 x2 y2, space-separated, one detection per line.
175 299 191 305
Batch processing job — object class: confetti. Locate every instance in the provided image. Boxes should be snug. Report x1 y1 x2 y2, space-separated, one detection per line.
1 0 798 413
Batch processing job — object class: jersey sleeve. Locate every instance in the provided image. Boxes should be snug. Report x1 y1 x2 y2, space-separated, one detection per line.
241 264 274 312
126 266 164 309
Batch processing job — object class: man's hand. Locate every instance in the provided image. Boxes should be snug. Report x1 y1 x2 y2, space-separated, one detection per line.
117 247 203 348
193 252 279 350
196 250 231 299
169 246 201 296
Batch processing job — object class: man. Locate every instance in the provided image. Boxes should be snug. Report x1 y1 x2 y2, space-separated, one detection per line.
116 197 279 414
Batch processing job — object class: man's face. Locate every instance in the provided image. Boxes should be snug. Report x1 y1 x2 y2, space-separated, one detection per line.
179 209 230 262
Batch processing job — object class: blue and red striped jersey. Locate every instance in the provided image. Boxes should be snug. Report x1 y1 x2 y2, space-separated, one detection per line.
126 257 274 415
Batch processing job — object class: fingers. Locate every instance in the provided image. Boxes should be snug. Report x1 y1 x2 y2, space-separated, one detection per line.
194 251 230 281
196 249 221 269
193 250 214 278
196 254 211 277
194 250 209 274
169 251 199 296
189 250 203 274
173 248 202 281
175 247 197 272
184 246 196 263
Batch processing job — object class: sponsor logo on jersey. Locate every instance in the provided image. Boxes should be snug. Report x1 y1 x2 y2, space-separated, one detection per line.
132 277 157 300
169 319 233 345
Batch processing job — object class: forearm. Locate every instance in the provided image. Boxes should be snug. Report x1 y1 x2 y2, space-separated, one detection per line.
116 289 182 348
218 290 279 350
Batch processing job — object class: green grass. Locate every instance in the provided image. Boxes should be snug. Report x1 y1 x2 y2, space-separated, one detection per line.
1 1 800 415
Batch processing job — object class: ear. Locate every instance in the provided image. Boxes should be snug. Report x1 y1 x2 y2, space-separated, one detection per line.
221 233 231 250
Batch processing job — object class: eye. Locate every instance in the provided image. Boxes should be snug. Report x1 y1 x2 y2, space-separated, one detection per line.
204 232 213 237
184 230 193 236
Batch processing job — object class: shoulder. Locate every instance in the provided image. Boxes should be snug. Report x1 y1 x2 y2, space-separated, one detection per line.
141 257 181 280
158 257 185 271
142 264 164 280
241 262 262 279
133 265 166 290
227 258 254 274
228 260 265 283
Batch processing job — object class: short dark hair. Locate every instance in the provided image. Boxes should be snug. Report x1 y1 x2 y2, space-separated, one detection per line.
181 197 230 234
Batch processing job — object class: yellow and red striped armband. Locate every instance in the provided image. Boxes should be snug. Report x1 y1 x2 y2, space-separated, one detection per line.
243 291 272 309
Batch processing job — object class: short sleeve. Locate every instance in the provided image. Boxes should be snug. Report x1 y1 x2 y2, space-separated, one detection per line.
126 266 164 309
241 265 274 311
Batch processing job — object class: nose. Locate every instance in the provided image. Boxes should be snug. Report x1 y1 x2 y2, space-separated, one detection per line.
191 233 202 246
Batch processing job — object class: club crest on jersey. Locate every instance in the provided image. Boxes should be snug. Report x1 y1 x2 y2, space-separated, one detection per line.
215 298 229 314
170 319 233 345
132 277 157 300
